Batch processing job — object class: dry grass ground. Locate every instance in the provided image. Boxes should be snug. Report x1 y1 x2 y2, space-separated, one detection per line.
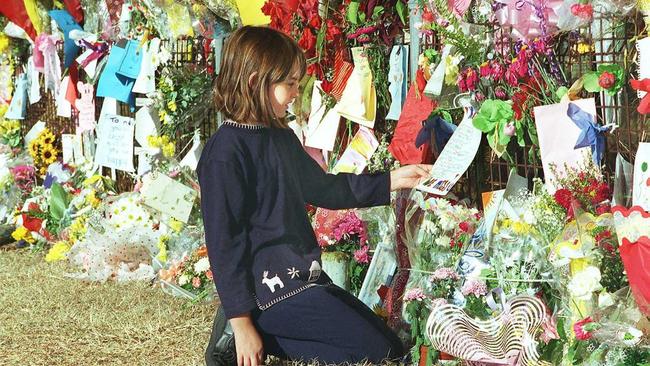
0 246 397 366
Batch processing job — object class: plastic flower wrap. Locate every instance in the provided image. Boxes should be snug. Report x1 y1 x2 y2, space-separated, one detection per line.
0 119 21 148
66 217 160 282
159 244 215 301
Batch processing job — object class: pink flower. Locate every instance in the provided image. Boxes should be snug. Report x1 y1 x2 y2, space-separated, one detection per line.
540 314 560 344
461 279 488 297
404 288 427 302
573 317 596 340
430 267 459 281
192 277 202 288
503 122 516 137
571 3 594 20
431 298 448 308
495 87 508 100
490 62 506 81
479 62 492 78
353 245 370 264
206 269 213 281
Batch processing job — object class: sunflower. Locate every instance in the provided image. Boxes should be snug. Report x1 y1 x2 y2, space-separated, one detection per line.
38 130 56 146
40 145 58 165
28 140 40 157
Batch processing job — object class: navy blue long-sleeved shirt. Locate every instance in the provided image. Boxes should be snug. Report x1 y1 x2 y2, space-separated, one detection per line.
197 120 390 318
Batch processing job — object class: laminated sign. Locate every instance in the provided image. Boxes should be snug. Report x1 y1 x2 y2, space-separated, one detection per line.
141 172 197 223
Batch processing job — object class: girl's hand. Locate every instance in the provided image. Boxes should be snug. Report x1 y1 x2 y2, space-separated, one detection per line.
230 315 264 366
389 164 432 191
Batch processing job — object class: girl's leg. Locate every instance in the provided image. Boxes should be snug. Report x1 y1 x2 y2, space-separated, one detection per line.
254 284 404 364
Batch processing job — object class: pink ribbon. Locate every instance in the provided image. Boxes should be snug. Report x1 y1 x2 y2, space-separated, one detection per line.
38 34 62 96
494 0 563 40
77 39 109 68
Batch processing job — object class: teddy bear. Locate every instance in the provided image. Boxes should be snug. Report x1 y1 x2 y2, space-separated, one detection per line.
75 81 96 134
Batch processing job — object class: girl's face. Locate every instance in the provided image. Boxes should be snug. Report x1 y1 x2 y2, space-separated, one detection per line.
269 71 301 119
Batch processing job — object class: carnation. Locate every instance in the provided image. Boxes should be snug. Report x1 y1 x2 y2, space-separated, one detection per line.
568 266 602 301
461 279 488 297
353 245 370 264
431 267 459 281
404 288 427 302
193 257 211 273
573 317 596 340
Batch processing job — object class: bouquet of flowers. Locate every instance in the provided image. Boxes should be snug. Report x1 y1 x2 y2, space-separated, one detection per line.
159 244 215 301
27 128 59 176
319 210 372 295
551 157 612 219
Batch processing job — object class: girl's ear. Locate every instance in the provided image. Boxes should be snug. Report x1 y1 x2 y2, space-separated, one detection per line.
248 72 259 88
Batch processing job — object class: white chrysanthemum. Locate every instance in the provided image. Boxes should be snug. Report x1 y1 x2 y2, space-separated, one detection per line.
568 266 602 301
194 257 210 273
178 274 190 286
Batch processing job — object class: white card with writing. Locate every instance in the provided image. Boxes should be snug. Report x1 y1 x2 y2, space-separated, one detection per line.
94 114 135 172
417 107 481 195
141 172 197 223
637 37 650 99
633 142 650 211
134 147 153 176
99 97 117 120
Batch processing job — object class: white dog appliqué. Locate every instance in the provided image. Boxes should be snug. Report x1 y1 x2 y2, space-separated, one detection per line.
262 271 284 293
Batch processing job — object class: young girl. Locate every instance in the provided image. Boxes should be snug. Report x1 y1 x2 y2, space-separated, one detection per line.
198 26 431 366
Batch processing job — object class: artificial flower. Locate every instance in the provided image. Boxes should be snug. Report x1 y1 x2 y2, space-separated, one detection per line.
472 99 515 156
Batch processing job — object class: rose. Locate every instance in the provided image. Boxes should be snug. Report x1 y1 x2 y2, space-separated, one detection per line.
598 71 616 89
571 3 594 20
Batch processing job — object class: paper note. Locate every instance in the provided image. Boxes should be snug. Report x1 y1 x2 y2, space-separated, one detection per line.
357 243 397 308
417 107 481 195
386 45 408 120
61 134 75 164
134 147 153 176
534 98 595 192
135 105 159 148
637 37 650 99
332 126 379 174
179 132 203 170
141 172 197 223
633 143 650 211
24 121 46 147
94 114 135 172
305 81 341 151
336 47 377 128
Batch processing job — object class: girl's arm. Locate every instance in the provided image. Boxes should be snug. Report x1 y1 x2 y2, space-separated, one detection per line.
198 158 257 319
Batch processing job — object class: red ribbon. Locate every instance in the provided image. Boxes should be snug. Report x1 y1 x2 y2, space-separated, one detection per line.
630 78 650 115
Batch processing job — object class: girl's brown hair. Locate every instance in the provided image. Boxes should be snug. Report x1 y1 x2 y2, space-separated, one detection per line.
214 26 306 128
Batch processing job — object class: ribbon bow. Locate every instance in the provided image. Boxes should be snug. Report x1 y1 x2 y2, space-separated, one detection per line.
630 79 650 115
494 0 562 40
415 115 456 152
38 34 62 96
567 102 614 166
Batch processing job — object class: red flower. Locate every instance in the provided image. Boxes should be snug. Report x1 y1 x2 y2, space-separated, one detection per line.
458 221 471 233
491 62 505 81
512 91 528 120
594 182 611 203
595 230 612 242
206 269 213 281
262 1 289 31
571 3 594 20
298 27 317 55
22 214 44 233
595 204 611 215
308 14 321 29
325 19 342 41
422 8 434 23
573 317 596 340
554 188 574 210
464 68 479 91
480 62 492 78
598 71 616 89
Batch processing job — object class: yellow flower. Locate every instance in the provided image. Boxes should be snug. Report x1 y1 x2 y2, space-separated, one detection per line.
162 142 175 158
11 226 35 244
38 129 56 146
28 139 40 158
0 34 9 54
45 241 71 262
85 190 101 208
168 218 184 233
576 42 593 55
69 216 88 243
157 235 170 262
83 174 103 187
167 100 178 112
40 145 58 165
444 55 461 86
511 221 533 235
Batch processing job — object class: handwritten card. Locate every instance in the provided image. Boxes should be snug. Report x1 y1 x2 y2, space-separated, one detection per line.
61 134 75 164
305 81 341 151
633 143 650 211
336 47 377 128
332 126 379 174
534 98 595 192
637 37 650 99
141 172 197 223
94 114 135 172
417 107 481 195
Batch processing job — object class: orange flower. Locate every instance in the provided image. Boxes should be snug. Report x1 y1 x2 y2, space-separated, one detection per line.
197 245 208 257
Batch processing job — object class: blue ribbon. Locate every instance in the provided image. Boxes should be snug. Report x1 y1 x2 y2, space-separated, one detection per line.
415 115 457 152
566 102 611 166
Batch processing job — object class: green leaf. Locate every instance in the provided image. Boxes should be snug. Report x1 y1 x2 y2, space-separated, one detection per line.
49 183 70 222
372 6 384 20
347 1 360 25
315 25 326 59
396 0 407 25
556 86 569 100
583 72 602 93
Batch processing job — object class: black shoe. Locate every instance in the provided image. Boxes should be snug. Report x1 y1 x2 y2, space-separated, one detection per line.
205 306 237 366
